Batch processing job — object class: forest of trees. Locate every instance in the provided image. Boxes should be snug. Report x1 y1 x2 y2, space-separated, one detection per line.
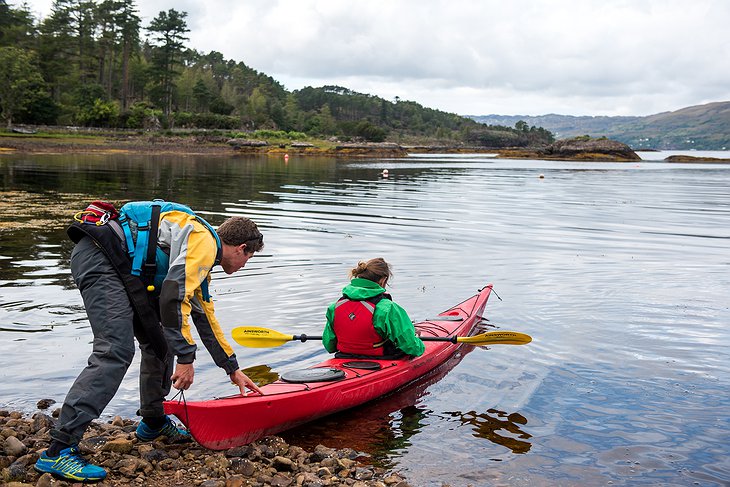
0 0 554 147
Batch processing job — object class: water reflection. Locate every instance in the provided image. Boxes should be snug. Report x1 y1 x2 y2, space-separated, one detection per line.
240 364 280 387
447 409 532 454
281 349 472 467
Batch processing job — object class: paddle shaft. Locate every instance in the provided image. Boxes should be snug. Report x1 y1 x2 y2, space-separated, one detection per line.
294 334 473 344
421 335 460 344
292 334 322 343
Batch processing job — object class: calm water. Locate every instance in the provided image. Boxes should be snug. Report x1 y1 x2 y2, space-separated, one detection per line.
1 151 729 486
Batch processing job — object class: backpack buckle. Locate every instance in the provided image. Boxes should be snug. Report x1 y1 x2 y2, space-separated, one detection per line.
97 212 111 225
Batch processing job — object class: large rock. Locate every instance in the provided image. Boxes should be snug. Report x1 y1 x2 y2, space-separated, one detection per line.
4 436 27 456
545 136 640 161
333 142 407 157
227 139 269 148
334 142 401 150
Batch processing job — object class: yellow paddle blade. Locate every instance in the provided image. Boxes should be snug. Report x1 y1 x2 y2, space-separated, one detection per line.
232 326 295 348
456 331 532 346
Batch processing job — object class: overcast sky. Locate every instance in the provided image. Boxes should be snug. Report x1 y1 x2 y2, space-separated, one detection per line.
16 0 730 117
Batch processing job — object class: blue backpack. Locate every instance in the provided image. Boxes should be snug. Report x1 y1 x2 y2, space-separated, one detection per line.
118 200 221 294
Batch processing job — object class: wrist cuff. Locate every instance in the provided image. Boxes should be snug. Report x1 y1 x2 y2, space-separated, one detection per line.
177 352 196 364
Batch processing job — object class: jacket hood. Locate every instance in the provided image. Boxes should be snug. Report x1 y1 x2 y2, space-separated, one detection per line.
341 277 386 300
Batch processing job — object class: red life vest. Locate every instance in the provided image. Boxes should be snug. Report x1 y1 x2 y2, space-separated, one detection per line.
333 296 387 356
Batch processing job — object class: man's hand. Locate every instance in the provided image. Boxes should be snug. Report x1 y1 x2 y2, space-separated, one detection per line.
230 369 264 396
171 362 194 390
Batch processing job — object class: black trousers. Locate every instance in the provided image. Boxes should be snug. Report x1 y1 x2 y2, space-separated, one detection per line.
50 237 172 446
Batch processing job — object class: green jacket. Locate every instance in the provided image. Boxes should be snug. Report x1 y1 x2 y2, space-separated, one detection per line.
323 278 425 357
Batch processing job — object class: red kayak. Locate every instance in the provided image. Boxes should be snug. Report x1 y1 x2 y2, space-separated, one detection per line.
164 284 493 450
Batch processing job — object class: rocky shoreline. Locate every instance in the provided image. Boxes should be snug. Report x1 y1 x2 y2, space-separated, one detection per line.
1 404 410 487
1 131 643 161
0 132 496 159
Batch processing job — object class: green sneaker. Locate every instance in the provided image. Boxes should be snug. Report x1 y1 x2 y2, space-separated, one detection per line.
135 415 191 443
34 445 107 482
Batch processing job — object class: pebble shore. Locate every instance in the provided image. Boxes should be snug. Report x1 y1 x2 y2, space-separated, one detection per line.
1 401 411 487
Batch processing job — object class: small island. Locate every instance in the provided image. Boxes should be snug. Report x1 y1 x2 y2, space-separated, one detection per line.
497 136 641 162
663 155 730 163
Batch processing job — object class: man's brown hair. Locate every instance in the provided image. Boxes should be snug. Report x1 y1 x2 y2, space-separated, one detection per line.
217 217 264 253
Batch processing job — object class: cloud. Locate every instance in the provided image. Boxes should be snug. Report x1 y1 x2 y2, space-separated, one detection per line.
13 0 730 116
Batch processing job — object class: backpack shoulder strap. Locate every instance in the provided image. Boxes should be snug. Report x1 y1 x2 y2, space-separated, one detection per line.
142 203 162 282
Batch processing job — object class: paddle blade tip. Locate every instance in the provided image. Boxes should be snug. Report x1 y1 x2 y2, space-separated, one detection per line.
460 331 532 346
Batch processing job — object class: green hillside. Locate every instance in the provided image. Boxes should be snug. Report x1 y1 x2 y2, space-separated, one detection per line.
0 0 553 148
628 102 730 149
471 101 730 150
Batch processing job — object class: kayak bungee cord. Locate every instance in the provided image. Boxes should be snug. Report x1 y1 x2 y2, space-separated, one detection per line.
417 322 451 337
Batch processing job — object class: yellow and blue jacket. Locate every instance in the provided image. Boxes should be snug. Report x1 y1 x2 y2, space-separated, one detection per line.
156 211 239 374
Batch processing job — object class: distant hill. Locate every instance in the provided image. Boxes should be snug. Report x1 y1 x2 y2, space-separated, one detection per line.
469 101 730 150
